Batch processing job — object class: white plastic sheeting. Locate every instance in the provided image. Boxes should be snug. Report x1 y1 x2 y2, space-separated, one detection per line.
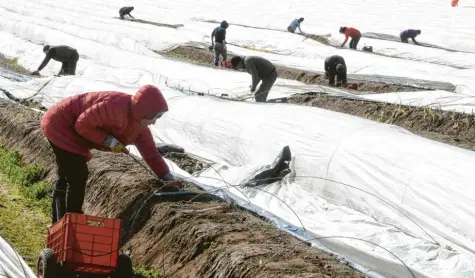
0 0 475 277
0 236 36 278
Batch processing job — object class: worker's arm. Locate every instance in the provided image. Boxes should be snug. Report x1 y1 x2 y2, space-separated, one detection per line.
127 12 134 18
297 23 303 34
411 37 420 45
134 128 170 177
211 28 216 46
341 35 349 47
37 51 54 72
245 59 261 92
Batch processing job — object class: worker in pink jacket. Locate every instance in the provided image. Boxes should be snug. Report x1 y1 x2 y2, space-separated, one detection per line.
41 85 182 223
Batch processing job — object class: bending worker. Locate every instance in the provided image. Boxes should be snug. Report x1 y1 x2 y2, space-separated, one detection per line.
32 45 79 76
211 20 229 66
400 29 422 45
119 6 135 19
340 27 361 49
41 85 182 223
231 56 278 102
287 18 304 34
324 55 347 87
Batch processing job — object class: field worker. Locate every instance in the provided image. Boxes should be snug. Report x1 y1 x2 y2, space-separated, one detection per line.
339 27 361 49
41 85 182 223
231 56 278 102
211 20 229 66
287 18 304 34
400 29 422 45
119 6 135 19
32 45 79 76
324 55 347 87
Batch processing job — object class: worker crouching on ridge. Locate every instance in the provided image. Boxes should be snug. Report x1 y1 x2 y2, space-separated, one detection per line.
231 56 278 103
119 6 135 20
287 17 304 34
400 29 422 45
41 85 182 223
325 55 347 87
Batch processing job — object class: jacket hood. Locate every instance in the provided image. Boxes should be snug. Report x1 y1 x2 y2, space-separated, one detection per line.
131 85 168 121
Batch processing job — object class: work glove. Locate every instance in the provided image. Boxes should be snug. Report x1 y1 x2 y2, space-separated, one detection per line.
104 135 127 153
31 70 40 76
160 172 184 189
208 45 214 51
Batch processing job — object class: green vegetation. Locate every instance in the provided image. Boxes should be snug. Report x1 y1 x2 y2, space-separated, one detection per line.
133 267 162 278
0 145 52 214
0 173 49 267
0 55 31 75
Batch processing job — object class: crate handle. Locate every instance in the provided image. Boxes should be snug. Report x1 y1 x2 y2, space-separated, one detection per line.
86 220 105 227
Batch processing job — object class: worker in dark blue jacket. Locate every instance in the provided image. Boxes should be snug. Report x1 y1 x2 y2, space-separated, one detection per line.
211 21 229 66
400 29 421 45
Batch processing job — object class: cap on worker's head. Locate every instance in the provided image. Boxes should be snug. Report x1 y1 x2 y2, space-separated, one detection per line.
130 6 134 10
231 56 243 68
131 85 168 121
417 30 421 34
336 64 346 74
299 17 304 22
221 20 229 29
43 45 50 53
339 27 346 33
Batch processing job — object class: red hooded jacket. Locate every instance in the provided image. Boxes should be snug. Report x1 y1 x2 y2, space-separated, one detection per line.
342 27 361 45
41 85 170 177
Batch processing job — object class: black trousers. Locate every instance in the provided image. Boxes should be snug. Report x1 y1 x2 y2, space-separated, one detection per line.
59 50 79 75
400 35 409 43
349 36 361 49
49 142 88 223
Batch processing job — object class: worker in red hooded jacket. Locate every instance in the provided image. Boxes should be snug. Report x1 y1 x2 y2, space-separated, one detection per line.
41 85 182 223
339 27 361 49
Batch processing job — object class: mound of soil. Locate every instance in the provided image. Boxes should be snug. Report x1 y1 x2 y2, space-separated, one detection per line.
162 45 431 94
163 152 209 174
289 93 475 151
305 35 331 45
0 100 364 277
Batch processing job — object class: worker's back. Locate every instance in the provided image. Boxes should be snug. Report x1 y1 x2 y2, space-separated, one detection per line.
47 46 77 62
244 56 275 78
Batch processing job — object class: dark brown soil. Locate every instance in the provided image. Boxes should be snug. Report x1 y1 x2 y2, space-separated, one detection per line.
289 92 475 151
0 100 364 278
162 45 430 94
162 152 209 174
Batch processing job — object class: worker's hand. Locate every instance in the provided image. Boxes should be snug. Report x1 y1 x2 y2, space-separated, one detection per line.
104 135 127 153
208 45 214 51
165 180 184 189
160 172 184 189
31 70 40 76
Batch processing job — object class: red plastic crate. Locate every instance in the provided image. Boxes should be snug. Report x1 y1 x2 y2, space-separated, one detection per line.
47 213 122 274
